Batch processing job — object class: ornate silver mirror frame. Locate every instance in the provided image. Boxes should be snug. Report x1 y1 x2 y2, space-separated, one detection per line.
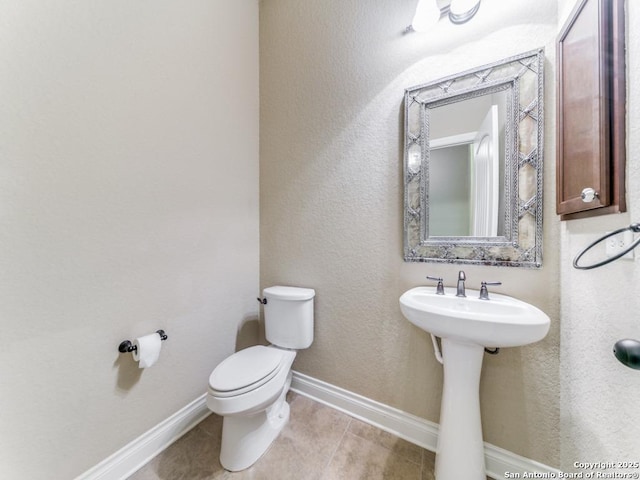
403 49 544 268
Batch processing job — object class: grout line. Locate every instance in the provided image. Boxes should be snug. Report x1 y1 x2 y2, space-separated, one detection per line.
339 416 425 468
318 416 352 480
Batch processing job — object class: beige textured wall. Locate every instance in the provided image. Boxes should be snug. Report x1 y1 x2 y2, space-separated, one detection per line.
559 0 640 469
261 0 561 466
0 1 259 478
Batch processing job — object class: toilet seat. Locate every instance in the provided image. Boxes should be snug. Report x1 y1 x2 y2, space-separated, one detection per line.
209 346 286 398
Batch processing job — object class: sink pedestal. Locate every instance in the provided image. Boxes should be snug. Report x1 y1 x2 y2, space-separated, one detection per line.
435 338 486 480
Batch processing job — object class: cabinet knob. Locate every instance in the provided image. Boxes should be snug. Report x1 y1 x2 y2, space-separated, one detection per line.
580 187 599 203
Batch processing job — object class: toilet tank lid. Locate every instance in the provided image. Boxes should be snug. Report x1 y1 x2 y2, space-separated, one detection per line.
263 286 315 300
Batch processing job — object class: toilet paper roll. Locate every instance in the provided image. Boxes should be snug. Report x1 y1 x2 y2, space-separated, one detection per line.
132 333 162 368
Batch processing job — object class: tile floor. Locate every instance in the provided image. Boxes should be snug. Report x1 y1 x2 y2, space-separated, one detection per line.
128 392 487 480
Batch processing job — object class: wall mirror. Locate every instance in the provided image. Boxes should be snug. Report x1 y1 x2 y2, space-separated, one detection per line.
403 49 544 268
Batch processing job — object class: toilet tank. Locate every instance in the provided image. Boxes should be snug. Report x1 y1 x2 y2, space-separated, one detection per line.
263 286 315 349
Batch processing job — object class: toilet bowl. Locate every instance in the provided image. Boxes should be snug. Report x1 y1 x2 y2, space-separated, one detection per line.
207 345 296 471
206 286 315 472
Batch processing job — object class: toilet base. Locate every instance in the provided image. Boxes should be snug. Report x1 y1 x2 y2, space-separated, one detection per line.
219 384 291 471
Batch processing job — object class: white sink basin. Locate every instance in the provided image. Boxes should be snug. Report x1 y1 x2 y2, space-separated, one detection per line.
399 284 551 480
399 286 550 348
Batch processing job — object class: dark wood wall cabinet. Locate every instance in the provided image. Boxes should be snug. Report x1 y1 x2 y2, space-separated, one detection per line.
556 0 626 220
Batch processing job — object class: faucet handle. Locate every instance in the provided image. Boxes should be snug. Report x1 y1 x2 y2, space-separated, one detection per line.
426 276 445 295
479 281 502 300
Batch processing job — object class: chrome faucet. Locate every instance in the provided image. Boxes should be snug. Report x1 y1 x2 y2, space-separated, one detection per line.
456 270 466 297
479 281 502 300
426 276 445 295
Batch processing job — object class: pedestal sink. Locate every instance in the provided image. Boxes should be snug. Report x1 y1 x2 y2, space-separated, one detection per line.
399 286 550 480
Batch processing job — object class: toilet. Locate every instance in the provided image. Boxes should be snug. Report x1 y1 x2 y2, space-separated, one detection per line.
206 285 315 471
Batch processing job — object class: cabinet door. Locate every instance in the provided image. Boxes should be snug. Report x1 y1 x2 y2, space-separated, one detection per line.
556 0 625 220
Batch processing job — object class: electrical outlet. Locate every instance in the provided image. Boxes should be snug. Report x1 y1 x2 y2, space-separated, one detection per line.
605 230 635 260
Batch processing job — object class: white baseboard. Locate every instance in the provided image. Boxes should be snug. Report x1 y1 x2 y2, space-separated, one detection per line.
76 373 559 480
74 394 210 480
290 371 560 480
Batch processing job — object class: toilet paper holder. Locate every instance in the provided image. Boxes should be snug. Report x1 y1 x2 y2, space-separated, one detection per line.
118 330 168 353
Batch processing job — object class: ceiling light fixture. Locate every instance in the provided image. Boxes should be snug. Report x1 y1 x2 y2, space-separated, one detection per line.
407 0 481 32
411 0 444 32
449 0 482 24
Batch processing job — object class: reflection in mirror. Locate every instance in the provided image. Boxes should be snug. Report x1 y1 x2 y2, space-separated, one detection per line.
429 91 507 237
403 49 544 268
